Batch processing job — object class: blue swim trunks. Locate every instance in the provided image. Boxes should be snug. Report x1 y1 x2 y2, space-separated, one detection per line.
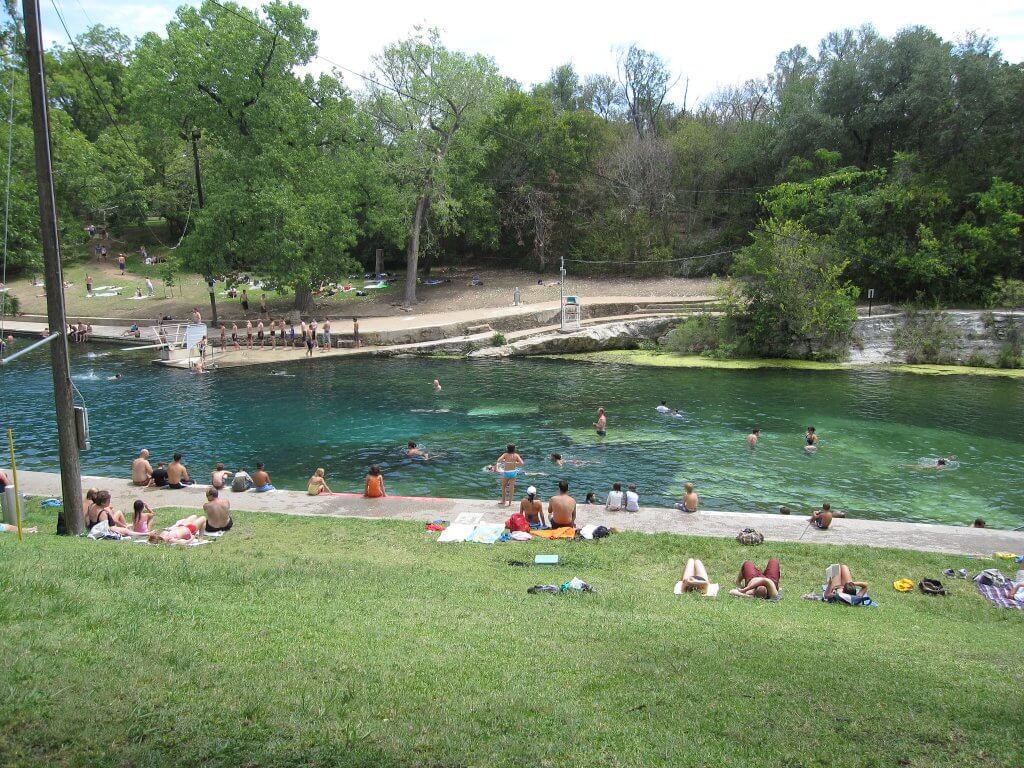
253 484 276 493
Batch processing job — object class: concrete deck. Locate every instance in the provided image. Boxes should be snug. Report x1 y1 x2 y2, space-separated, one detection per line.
9 470 1024 557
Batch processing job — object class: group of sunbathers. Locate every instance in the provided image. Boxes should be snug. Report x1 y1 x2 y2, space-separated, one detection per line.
677 557 870 602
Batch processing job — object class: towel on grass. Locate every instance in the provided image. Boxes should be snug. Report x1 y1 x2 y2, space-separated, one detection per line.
977 581 1024 609
532 527 576 540
437 524 475 543
469 523 505 544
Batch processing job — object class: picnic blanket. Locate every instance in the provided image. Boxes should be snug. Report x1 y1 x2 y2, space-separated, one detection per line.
977 581 1024 609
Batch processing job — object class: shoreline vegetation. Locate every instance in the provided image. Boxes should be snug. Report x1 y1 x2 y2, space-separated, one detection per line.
546 350 1024 378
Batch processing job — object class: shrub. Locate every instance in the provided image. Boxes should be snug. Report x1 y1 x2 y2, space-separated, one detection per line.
994 345 1022 369
490 332 506 346
0 293 21 316
893 309 958 364
966 351 990 368
989 277 1024 310
664 314 730 355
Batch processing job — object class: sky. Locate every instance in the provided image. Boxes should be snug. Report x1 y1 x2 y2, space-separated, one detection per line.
39 0 1024 103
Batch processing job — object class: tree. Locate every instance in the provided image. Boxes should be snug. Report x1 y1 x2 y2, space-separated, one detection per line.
617 45 675 138
731 220 858 358
129 1 365 311
365 28 501 305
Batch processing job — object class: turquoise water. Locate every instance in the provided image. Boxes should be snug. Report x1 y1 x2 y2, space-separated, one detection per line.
1 345 1023 527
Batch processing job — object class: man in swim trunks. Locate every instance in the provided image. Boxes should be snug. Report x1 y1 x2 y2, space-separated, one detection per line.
166 454 193 489
730 558 780 599
252 462 274 492
131 449 153 486
256 319 265 348
675 482 699 513
203 488 233 532
211 462 233 489
245 320 254 350
148 461 169 488
321 318 331 351
594 407 607 437
219 324 227 349
747 428 760 448
407 441 429 460
241 289 249 313
230 322 240 350
353 317 361 348
809 503 833 529
548 480 577 529
495 444 524 506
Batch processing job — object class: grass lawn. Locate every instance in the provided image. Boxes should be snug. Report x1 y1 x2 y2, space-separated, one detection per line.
5 224 395 322
2 499 1022 767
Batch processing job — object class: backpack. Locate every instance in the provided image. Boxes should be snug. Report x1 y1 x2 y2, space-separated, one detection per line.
505 513 531 534
736 528 764 545
974 569 1007 588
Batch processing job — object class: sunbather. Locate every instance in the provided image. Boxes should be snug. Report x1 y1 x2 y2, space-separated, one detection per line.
681 558 711 594
149 515 207 544
1 523 38 533
823 564 868 603
730 558 780 599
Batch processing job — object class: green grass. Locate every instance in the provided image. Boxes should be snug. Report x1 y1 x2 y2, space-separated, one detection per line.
551 350 1024 378
2 499 1022 767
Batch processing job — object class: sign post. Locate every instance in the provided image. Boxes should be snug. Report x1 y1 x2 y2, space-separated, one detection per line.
867 288 876 317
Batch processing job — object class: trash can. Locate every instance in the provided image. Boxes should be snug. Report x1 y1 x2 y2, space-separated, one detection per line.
1 485 17 526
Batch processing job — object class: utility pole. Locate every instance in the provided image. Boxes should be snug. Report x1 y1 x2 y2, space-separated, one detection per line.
190 128 217 327
559 253 566 331
22 0 84 534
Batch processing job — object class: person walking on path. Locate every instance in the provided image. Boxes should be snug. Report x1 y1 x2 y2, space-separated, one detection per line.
117 253 126 275
145 277 154 297
85 274 93 296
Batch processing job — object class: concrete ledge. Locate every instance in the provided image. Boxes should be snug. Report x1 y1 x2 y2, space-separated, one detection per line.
9 470 1024 557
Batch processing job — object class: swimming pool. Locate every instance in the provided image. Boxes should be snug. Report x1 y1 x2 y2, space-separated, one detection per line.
2 346 1022 527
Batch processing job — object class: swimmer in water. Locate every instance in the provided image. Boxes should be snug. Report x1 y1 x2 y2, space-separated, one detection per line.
804 426 818 453
656 401 670 414
594 407 607 437
551 453 583 468
106 373 123 381
407 440 429 460
495 443 524 506
433 379 442 392
671 409 684 419
550 453 564 468
747 428 760 448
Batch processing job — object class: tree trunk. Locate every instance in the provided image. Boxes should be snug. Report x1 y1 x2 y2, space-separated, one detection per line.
405 195 429 307
293 283 314 314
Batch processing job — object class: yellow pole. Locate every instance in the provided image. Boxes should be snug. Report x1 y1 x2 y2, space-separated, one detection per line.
7 428 22 541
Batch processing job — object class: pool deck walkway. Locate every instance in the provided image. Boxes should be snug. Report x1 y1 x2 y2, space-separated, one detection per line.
8 470 1024 557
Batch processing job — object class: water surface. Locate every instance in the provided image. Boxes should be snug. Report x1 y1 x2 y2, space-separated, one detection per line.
2 346 1022 527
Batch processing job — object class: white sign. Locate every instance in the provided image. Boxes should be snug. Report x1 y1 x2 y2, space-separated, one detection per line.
867 288 875 299
561 302 581 331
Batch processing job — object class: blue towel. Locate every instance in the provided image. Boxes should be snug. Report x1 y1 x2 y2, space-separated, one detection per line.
41 498 62 508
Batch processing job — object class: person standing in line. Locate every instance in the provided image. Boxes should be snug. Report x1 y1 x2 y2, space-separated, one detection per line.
352 317 361 348
219 324 227 349
270 318 278 349
230 322 240 350
245 320 254 350
309 318 318 350
256 319 265 349
321 317 331 351
594 407 607 437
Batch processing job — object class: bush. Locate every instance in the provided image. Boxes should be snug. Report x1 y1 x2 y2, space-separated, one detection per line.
664 315 731 356
965 351 990 368
0 293 21 316
994 344 1022 369
490 332 506 346
989 277 1024 310
893 309 958 364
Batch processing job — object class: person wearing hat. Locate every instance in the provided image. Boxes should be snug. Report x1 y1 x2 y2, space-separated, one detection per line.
520 486 545 529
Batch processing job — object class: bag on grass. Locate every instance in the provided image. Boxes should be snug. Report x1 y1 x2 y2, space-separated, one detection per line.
505 513 531 534
736 528 763 546
918 578 946 596
974 569 1008 588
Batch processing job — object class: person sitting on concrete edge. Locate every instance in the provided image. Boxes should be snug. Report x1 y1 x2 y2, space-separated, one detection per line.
307 468 333 496
364 464 386 498
548 480 577 529
251 462 274 492
166 454 194 489
231 469 253 492
131 449 152 486
809 503 833 529
675 482 699 513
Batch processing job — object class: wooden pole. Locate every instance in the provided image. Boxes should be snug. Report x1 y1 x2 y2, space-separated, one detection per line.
22 0 84 534
7 428 22 541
